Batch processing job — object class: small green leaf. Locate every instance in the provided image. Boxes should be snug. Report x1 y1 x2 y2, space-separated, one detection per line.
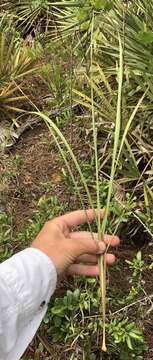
73 289 80 300
54 316 62 327
137 251 142 261
129 331 143 341
51 305 66 315
126 336 133 350
91 0 113 11
43 315 49 324
137 31 153 44
87 277 97 284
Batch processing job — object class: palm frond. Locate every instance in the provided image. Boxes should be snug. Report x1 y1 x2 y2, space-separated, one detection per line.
0 32 37 121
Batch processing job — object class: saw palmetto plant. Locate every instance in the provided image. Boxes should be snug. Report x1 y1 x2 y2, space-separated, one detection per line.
2 0 112 43
0 32 37 120
1 0 82 36
97 1 153 76
51 0 153 214
2 0 50 34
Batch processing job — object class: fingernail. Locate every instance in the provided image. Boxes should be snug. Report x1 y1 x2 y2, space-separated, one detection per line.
98 242 106 254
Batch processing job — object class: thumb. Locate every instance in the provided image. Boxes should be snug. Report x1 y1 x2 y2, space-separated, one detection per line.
69 231 106 258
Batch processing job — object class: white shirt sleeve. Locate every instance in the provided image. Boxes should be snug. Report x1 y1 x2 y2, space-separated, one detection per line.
0 248 57 360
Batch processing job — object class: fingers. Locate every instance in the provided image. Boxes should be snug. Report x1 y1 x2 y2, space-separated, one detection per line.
67 264 99 276
67 254 115 276
103 234 120 247
69 233 106 258
55 209 105 230
76 254 98 264
76 252 115 264
68 231 120 258
70 231 120 247
105 254 116 265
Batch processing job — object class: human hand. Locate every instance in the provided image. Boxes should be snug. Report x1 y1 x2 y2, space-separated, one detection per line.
31 209 120 276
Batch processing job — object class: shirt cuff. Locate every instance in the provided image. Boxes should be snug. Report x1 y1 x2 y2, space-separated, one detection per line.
0 248 57 328
0 248 57 360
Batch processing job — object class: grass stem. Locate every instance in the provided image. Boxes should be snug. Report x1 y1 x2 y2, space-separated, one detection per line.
100 35 123 351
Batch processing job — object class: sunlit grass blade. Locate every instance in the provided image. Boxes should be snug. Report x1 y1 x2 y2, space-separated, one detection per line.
116 88 148 168
33 111 97 230
90 12 100 236
45 122 94 234
99 34 123 352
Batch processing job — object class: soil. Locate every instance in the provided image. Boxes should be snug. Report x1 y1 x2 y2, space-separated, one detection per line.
1 123 153 359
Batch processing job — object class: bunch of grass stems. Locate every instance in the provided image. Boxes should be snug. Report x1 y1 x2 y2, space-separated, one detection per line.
32 11 148 353
34 37 123 352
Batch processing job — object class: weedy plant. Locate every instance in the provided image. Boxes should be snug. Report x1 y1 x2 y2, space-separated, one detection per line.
0 212 14 262
43 254 147 360
0 196 66 263
41 63 68 108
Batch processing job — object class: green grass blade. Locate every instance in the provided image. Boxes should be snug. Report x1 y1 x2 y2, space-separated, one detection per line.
33 111 96 225
101 35 123 235
90 12 101 236
116 88 148 168
99 34 123 352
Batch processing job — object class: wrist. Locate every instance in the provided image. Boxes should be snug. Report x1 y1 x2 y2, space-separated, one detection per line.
31 242 69 275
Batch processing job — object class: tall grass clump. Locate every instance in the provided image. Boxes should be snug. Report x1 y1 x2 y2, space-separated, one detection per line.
33 31 124 353
32 3 153 353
